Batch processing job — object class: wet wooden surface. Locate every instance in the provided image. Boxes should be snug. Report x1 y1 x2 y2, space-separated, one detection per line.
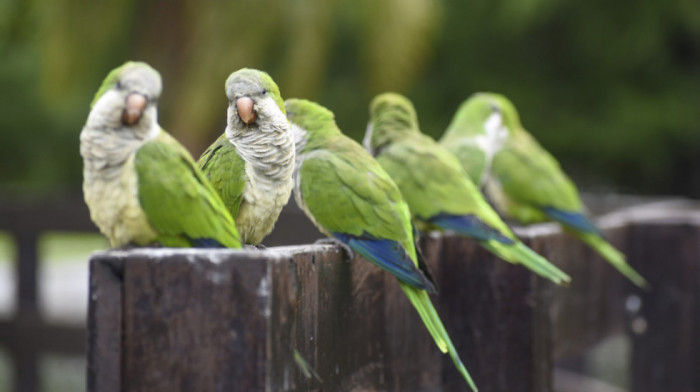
88 244 548 391
627 220 700 392
86 200 700 392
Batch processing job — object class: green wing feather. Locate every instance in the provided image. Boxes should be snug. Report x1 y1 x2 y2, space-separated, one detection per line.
376 132 570 285
299 137 415 254
492 129 647 288
441 138 489 186
490 129 583 221
135 131 241 248
298 132 478 391
377 132 511 234
197 134 247 220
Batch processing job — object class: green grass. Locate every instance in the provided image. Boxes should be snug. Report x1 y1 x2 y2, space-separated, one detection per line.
37 232 108 266
0 231 109 266
40 354 86 392
0 233 15 265
0 348 10 392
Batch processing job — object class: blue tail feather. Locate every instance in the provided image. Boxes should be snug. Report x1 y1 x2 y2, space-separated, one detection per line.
429 213 514 244
542 207 602 236
332 233 436 293
190 238 227 248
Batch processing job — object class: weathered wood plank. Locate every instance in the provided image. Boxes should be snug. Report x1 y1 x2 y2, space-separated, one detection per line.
627 221 700 392
87 256 123 392
427 233 550 392
267 245 392 391
535 224 631 361
119 249 268 392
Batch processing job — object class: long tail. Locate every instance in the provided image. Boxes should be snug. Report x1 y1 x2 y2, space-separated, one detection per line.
400 283 478 392
576 232 649 289
483 241 572 286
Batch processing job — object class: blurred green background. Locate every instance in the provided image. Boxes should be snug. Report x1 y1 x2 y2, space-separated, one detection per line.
2 1 697 390
1 0 699 197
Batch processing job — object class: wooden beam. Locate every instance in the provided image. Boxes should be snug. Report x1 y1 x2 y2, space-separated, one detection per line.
88 242 550 391
85 201 700 391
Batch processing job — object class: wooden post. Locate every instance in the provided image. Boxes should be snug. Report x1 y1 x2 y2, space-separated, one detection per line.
87 201 700 392
88 241 549 391
627 219 700 391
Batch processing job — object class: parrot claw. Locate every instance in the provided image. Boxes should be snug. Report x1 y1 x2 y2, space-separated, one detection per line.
315 238 355 261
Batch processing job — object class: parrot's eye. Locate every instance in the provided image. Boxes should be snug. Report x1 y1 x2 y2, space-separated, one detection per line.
116 81 122 90
261 88 267 96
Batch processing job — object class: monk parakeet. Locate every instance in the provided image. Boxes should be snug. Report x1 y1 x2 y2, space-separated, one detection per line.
198 69 294 245
440 93 648 288
80 62 241 249
364 93 570 286
286 98 478 391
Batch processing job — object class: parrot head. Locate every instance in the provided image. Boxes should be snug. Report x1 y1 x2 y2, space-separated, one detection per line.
88 61 162 135
448 92 522 138
441 92 523 158
285 98 336 155
225 68 285 128
364 92 420 155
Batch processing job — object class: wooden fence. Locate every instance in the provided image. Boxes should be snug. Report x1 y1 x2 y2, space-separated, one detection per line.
0 195 92 392
87 200 700 391
0 193 321 392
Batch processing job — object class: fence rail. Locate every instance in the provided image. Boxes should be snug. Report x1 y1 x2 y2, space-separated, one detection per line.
86 200 700 391
0 195 93 392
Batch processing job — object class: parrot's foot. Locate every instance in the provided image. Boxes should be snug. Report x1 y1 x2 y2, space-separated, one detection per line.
314 238 355 261
255 244 267 250
244 244 265 251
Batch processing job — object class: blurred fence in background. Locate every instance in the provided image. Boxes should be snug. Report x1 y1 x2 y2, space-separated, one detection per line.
0 195 92 392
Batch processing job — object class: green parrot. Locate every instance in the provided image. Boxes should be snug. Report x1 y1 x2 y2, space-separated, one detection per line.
440 93 648 288
364 93 570 286
80 61 241 249
198 68 294 245
286 98 478 391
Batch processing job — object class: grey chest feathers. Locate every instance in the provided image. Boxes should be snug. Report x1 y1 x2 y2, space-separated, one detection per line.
225 112 295 245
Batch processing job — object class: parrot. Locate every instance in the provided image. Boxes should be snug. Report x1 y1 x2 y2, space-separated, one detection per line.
439 92 648 288
285 98 478 391
198 68 294 245
80 61 241 249
364 93 571 286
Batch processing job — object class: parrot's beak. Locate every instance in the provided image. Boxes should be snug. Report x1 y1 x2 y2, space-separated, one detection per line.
236 96 258 124
122 93 147 126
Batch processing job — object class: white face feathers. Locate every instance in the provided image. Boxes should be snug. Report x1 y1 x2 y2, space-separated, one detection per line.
86 65 162 141
80 65 163 185
476 109 509 159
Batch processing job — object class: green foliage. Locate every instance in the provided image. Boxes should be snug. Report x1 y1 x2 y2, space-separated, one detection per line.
419 0 700 196
1 0 699 197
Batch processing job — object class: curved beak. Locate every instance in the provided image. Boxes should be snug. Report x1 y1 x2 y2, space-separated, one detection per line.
236 96 257 124
122 93 147 126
